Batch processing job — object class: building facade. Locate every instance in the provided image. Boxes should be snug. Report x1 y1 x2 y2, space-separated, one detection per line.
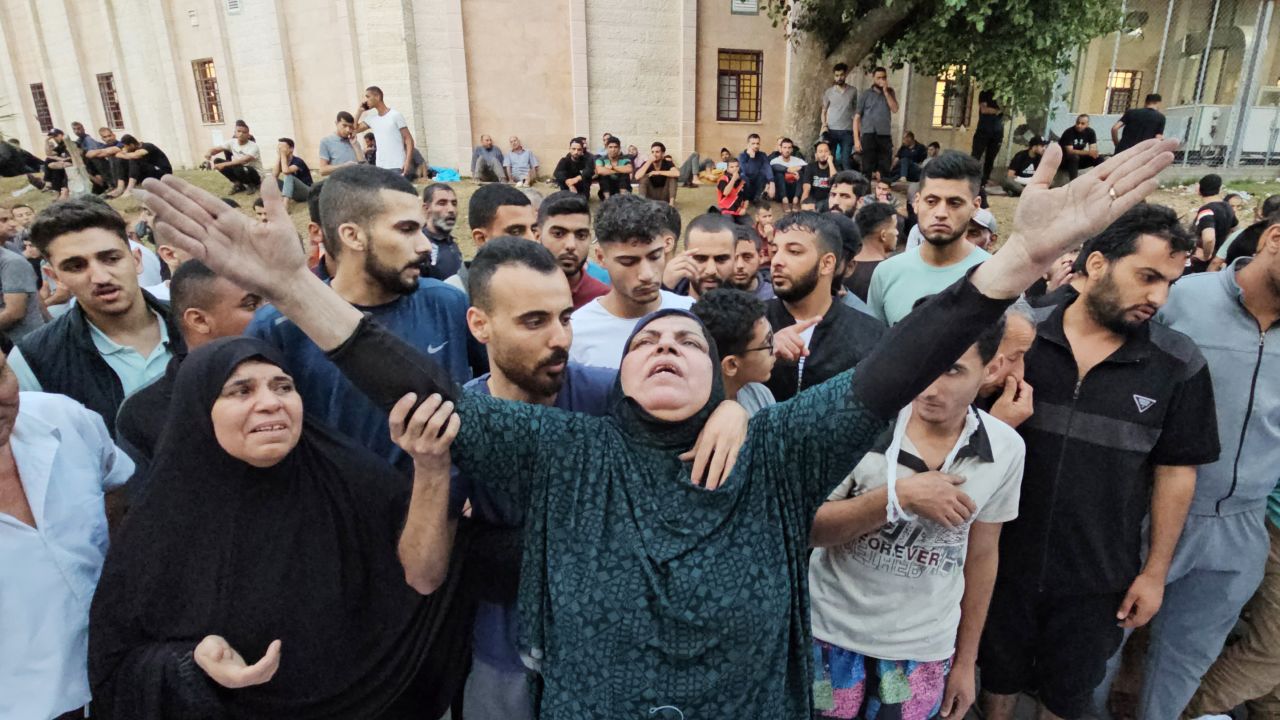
2 0 1273 176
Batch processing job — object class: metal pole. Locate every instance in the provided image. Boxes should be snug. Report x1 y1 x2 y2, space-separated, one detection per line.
1227 0 1274 166
1153 0 1175 94
1187 0 1222 165
1108 0 1127 112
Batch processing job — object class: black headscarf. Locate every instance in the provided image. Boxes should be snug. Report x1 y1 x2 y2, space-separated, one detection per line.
607 307 725 451
90 337 460 719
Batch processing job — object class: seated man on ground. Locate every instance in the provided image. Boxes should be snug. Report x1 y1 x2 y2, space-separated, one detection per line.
999 137 1046 197
594 136 632 199
472 134 505 182
635 142 679 206
770 138 807 212
203 121 264 195
273 137 314 208
552 138 593 199
1058 115 1100 180
504 136 539 187
317 111 363 177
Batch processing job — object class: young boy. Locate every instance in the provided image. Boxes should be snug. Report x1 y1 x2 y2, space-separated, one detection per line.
717 158 747 216
751 199 776 263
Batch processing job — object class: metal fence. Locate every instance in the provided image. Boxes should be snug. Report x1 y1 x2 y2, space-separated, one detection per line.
1046 0 1279 168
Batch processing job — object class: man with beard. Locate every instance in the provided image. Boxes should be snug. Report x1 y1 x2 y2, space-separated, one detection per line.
665 213 737 300
569 194 693 369
764 211 884 401
868 152 991 325
246 165 482 467
8 199 182 434
534 191 607 309
553 137 594 199
420 183 462 281
979 203 1217 720
829 170 868 218
730 225 774 300
451 237 617 720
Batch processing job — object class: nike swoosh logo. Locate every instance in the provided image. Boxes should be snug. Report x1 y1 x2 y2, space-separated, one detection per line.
427 342 448 354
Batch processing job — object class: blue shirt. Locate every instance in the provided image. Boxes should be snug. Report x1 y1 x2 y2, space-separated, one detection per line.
453 363 616 672
9 311 173 395
585 261 612 286
248 279 481 467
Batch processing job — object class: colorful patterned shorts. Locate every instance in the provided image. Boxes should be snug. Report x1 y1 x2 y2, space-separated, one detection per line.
812 639 952 720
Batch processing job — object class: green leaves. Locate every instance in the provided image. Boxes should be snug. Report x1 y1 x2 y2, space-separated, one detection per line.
770 0 1125 114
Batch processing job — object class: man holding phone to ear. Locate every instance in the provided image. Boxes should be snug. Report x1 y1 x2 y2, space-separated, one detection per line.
353 86 416 181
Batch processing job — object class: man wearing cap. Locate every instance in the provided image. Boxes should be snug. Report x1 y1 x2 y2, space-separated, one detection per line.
1000 138 1045 197
966 209 999 252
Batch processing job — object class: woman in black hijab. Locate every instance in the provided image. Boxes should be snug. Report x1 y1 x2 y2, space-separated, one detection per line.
89 337 464 719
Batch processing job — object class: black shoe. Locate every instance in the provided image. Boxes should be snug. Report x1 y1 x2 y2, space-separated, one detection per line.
26 174 44 190
229 183 246 195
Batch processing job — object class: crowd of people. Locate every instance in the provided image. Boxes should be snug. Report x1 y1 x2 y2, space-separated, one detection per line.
1 66 1279 720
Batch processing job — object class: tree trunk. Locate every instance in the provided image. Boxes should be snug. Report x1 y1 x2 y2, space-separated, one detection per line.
782 1 924 152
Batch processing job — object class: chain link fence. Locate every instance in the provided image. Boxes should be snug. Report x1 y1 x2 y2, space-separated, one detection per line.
1047 0 1278 169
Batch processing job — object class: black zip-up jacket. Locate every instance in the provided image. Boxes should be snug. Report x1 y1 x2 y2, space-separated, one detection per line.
764 298 886 402
1002 290 1220 594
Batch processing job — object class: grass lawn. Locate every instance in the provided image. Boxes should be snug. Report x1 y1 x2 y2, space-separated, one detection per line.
5 171 1278 258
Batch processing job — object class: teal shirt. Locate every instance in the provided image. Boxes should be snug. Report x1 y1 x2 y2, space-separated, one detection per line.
868 245 990 325
8 312 172 396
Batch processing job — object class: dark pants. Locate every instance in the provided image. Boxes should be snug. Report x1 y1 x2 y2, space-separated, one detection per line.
890 158 921 182
859 133 893 178
43 160 68 191
85 156 115 191
597 172 631 198
771 167 800 202
1060 152 1100 180
972 132 1003 185
128 158 168 184
744 176 768 202
556 176 590 199
219 164 262 188
979 579 1125 719
827 129 855 171
108 156 129 186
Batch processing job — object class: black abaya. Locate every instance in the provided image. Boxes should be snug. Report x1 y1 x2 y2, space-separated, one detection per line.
89 337 466 719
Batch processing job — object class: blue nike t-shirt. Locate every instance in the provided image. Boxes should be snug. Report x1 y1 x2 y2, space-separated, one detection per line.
248 278 484 467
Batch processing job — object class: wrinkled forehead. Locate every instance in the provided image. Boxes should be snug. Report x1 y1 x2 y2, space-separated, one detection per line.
632 315 707 345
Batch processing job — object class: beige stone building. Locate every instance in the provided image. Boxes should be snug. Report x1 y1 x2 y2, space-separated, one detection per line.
2 0 1275 175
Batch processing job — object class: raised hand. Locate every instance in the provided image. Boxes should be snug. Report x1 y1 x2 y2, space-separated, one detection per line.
661 250 699 291
193 635 281 689
136 173 307 299
1011 138 1178 267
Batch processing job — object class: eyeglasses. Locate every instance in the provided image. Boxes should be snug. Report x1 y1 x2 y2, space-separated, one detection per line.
742 333 775 354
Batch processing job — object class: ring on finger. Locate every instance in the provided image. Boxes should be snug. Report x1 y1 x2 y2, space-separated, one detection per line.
1108 187 1118 201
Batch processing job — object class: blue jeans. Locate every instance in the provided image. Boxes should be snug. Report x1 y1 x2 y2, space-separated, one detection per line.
827 130 855 171
280 174 310 202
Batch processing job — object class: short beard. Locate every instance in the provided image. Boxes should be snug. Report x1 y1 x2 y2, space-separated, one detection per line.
773 262 821 304
364 250 418 296
430 217 456 235
1084 270 1144 335
924 226 965 247
499 347 569 398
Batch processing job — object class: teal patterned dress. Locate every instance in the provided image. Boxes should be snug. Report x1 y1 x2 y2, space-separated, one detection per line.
326 280 1010 718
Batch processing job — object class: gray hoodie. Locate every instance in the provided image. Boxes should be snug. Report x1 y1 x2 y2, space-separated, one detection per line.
1156 258 1280 517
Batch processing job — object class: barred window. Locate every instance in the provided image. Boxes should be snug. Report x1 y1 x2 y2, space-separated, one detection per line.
1105 70 1143 114
30 83 52 133
97 73 125 129
931 65 971 129
192 59 224 125
717 50 763 122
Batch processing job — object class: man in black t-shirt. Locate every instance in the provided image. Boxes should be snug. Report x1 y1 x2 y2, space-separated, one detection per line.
999 137 1046 197
1189 173 1238 273
1058 114 1099 180
635 141 679 206
552 137 593 199
801 141 836 211
114 134 173 196
1112 94 1166 153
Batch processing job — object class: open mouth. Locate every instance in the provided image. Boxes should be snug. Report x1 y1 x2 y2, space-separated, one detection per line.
647 361 683 379
250 422 288 434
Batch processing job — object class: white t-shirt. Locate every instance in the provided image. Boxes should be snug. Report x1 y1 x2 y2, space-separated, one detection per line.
568 291 695 369
130 240 164 288
770 155 808 179
362 107 409 171
808 409 1024 662
143 281 170 302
